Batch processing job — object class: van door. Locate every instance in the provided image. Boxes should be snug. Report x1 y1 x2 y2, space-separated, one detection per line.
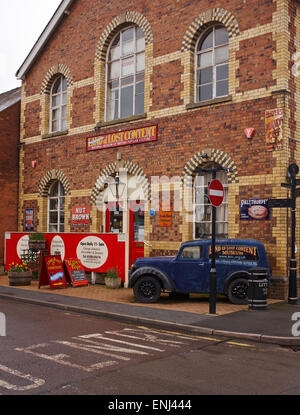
174 245 210 292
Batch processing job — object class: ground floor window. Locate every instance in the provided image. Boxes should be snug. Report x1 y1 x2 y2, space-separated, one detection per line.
194 167 228 239
48 181 65 232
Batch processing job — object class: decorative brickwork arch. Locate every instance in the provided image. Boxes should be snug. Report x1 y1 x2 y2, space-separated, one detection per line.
91 161 150 206
38 169 71 197
181 8 240 52
181 149 239 184
95 11 153 63
40 64 73 95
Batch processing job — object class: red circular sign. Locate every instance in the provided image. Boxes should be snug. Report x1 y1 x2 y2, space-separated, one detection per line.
208 179 224 207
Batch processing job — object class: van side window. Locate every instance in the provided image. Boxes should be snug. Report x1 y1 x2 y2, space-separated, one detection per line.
180 246 202 260
209 245 259 261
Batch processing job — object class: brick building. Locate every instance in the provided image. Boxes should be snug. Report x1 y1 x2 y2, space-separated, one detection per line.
0 87 21 267
15 0 300 297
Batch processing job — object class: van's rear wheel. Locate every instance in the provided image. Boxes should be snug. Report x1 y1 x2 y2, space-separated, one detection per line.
133 275 161 303
228 278 248 305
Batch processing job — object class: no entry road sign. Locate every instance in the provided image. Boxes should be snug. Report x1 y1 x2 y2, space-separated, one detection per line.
208 179 224 207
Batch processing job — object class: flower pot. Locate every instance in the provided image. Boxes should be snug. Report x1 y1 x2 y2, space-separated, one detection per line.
105 277 122 289
8 271 32 287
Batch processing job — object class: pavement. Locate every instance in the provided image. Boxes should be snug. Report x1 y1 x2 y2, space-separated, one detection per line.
0 275 300 346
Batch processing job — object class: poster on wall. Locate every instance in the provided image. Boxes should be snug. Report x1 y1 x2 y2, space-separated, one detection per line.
71 207 90 226
240 199 270 220
265 108 283 151
25 209 34 231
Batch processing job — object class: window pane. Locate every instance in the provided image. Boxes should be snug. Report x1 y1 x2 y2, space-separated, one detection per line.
61 105 66 120
216 80 228 97
121 56 135 76
52 109 59 121
122 27 134 43
50 212 58 224
52 95 60 107
52 78 61 94
215 27 229 46
49 224 58 232
215 46 228 64
197 67 213 85
61 119 66 131
121 76 134 87
112 33 120 47
136 52 145 72
122 40 134 56
216 64 228 81
109 46 120 61
198 51 212 67
136 80 144 95
62 77 67 91
198 29 213 51
109 61 120 79
49 199 58 210
62 92 67 105
60 197 65 209
199 84 213 101
135 92 144 115
136 27 144 40
49 182 58 197
52 121 59 132
59 224 65 233
120 85 133 118
137 37 145 53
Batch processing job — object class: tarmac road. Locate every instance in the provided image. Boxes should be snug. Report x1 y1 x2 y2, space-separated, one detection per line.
1 297 300 398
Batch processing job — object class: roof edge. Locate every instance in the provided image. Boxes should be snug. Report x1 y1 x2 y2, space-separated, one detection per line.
16 0 75 80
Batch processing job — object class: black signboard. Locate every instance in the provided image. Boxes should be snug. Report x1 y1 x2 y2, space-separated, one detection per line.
64 258 88 287
268 198 292 208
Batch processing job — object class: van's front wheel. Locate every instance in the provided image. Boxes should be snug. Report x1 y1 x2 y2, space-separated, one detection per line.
227 278 248 305
133 275 161 303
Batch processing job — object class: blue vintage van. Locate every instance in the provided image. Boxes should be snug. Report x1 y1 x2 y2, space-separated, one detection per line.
129 239 270 304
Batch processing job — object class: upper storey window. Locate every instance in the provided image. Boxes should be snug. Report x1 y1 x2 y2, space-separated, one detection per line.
50 76 67 133
106 26 145 121
195 25 229 102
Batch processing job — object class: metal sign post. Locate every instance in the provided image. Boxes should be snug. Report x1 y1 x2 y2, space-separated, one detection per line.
269 163 299 305
208 179 224 314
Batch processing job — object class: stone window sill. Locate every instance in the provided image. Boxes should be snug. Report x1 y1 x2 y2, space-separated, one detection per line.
186 96 232 110
42 130 69 140
95 113 147 130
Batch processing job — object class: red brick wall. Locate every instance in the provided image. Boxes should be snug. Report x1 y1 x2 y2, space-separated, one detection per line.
0 101 20 265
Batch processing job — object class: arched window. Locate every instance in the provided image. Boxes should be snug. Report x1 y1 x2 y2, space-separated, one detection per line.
194 166 228 239
50 76 67 133
195 25 229 102
106 26 145 121
48 181 65 232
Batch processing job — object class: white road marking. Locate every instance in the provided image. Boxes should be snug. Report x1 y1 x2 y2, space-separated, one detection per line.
0 364 45 391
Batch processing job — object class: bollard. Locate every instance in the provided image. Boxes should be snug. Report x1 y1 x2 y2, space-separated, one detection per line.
248 267 268 310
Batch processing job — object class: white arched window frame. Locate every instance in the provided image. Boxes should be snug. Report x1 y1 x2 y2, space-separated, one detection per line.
193 168 228 239
50 76 67 133
195 25 229 102
105 25 145 121
48 181 65 233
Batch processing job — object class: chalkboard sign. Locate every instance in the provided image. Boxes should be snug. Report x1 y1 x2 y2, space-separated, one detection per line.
39 253 68 290
64 258 88 287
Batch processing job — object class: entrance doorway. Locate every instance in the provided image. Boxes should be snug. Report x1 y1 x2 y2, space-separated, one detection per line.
129 201 145 266
105 200 144 267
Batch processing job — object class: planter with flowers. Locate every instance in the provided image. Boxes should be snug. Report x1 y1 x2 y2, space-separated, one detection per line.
105 268 122 289
8 262 32 286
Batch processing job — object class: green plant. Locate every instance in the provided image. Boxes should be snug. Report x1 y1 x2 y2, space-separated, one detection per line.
8 262 31 273
29 232 45 241
106 267 119 279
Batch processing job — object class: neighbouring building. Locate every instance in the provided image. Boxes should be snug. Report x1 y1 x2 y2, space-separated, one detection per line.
14 0 300 298
0 87 21 267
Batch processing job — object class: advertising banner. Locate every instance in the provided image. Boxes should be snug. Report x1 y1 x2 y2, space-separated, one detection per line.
25 209 34 231
240 199 269 221
86 125 157 152
39 254 68 290
71 207 90 226
5 232 126 281
265 108 283 151
64 258 89 287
